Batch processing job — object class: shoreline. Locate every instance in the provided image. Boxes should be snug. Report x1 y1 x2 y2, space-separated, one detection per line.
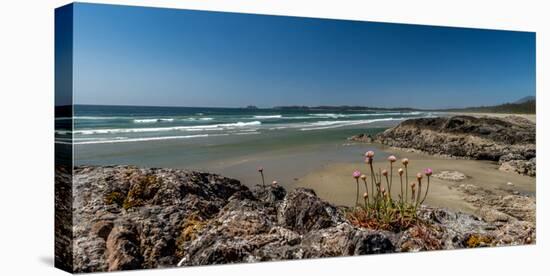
63 113 537 271
73 113 536 218
446 112 535 123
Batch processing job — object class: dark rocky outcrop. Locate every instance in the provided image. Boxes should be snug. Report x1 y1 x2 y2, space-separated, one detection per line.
351 116 535 176
347 133 374 143
65 165 535 272
71 165 247 272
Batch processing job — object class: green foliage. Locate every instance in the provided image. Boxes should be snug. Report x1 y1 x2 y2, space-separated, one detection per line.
445 100 535 114
347 154 432 232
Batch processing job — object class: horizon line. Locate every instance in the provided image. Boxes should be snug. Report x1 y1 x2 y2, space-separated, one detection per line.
59 97 534 110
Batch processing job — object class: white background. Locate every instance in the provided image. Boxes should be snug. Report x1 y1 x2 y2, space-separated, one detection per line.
0 0 547 275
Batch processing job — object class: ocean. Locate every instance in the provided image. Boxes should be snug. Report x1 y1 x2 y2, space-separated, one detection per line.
57 105 433 186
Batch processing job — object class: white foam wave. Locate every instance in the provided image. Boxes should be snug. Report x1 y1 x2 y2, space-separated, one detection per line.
73 121 261 135
57 116 125 120
72 134 229 145
55 130 71 135
309 113 344 118
74 116 131 120
253 115 282 119
182 117 214 121
234 132 260 135
308 112 422 118
74 137 127 141
54 141 72 145
134 118 175 123
300 117 406 131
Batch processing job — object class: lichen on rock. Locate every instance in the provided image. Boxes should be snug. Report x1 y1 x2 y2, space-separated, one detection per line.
64 165 535 272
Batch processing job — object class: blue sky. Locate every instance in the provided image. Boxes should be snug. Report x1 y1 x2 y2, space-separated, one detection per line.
71 3 535 109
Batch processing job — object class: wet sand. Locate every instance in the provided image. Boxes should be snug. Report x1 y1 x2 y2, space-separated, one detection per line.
77 112 535 217
198 139 535 216
290 147 535 215
183 115 536 216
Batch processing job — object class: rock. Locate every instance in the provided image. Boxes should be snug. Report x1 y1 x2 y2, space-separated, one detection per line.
55 165 75 272
503 115 535 126
278 188 341 234
499 153 525 163
91 220 114 240
499 158 536 177
347 133 374 143
478 207 510 224
433 170 467 181
62 165 536 272
105 222 143 271
370 116 535 176
453 183 535 245
347 228 396 255
178 193 394 266
252 183 287 204
70 166 248 272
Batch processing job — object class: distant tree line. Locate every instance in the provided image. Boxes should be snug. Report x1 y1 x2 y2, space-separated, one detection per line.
272 98 536 114
442 100 535 114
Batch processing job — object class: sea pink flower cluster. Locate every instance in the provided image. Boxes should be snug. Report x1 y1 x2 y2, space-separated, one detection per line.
350 150 433 224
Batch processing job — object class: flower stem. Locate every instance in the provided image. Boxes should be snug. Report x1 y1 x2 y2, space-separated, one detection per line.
399 174 403 205
416 178 422 209
369 162 376 205
260 171 265 188
384 175 390 197
362 179 369 205
405 165 409 204
420 176 430 205
355 179 359 207
389 163 393 194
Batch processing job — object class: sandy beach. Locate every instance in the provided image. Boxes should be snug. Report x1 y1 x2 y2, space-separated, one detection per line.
449 112 536 123
292 146 535 215
72 108 536 217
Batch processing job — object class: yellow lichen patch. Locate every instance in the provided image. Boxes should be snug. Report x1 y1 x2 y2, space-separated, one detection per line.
104 191 125 206
179 214 207 243
176 214 208 257
123 174 161 210
466 234 493 248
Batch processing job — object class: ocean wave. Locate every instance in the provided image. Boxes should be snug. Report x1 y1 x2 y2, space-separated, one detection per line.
72 121 261 135
253 115 282 119
309 113 345 118
56 116 123 120
134 118 175 123
183 117 214 121
343 112 421 117
74 116 132 120
308 112 421 118
55 130 71 135
70 134 228 145
300 117 406 131
59 116 216 122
